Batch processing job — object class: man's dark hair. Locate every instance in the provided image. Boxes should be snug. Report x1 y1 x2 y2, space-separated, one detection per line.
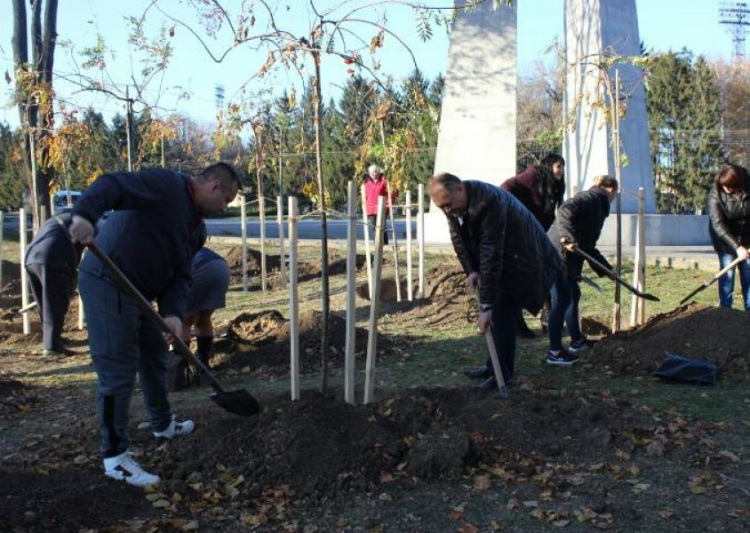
198 162 243 191
429 172 462 192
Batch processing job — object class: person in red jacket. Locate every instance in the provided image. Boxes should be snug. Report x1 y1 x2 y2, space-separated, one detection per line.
365 164 397 245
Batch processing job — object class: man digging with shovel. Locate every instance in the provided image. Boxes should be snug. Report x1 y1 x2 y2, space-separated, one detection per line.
69 162 241 487
429 173 562 393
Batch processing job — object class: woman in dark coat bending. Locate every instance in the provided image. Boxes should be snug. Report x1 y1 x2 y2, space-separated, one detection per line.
545 175 618 366
708 163 750 310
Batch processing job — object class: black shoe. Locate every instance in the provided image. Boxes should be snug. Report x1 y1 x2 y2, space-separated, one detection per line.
475 376 497 392
517 316 536 339
43 346 76 356
475 375 513 392
463 366 492 380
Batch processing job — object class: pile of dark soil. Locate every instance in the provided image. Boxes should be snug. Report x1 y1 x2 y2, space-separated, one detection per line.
158 387 710 503
0 259 22 309
0 383 727 531
220 309 392 377
396 266 477 326
591 303 750 378
224 246 365 290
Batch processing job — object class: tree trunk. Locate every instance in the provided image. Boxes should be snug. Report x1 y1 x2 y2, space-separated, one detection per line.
313 51 330 395
12 0 59 229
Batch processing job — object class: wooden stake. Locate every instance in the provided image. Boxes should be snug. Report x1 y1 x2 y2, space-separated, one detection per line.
259 196 267 292
78 293 84 330
288 196 300 401
385 182 401 302
344 182 357 405
637 187 646 323
417 184 425 299
361 184 373 299
19 209 30 335
241 196 248 292
364 197 386 404
0 211 4 291
277 195 286 289
405 190 413 301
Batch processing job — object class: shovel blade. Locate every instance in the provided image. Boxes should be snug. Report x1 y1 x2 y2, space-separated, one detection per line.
211 389 260 417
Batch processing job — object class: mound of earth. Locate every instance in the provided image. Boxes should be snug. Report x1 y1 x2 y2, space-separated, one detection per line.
224 246 365 290
590 303 750 378
397 266 477 326
158 387 710 504
221 309 392 377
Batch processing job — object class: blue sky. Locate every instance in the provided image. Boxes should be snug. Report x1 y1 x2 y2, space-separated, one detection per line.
0 0 737 128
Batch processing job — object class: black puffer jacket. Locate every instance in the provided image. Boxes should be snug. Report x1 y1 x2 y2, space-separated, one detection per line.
547 187 612 279
708 185 750 254
447 181 563 315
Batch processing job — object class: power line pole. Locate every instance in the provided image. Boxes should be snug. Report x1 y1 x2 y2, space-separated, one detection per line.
719 1 750 60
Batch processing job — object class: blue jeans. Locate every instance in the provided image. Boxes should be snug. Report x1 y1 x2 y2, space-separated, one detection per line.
79 269 173 458
480 286 520 383
717 253 750 310
548 270 583 352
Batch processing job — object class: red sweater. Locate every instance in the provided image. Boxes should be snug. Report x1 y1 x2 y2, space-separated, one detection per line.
364 176 396 215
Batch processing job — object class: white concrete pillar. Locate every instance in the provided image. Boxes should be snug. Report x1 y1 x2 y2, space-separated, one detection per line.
564 0 656 213
426 0 518 243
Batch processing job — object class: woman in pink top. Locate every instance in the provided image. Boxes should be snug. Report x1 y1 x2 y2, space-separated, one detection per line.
365 164 396 245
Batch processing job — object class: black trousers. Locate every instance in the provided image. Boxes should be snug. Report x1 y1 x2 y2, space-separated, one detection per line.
25 263 73 351
367 214 389 245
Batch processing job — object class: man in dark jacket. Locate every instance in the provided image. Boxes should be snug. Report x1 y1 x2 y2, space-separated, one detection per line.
24 209 83 355
429 172 563 391
68 162 241 487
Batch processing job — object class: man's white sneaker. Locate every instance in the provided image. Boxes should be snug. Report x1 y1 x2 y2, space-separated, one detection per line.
103 452 160 487
153 418 195 439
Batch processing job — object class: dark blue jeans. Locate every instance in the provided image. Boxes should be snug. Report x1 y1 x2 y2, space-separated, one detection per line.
548 270 583 352
79 269 173 458
481 286 520 383
717 253 750 310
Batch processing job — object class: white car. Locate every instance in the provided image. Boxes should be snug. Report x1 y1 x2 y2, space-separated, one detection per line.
52 190 82 214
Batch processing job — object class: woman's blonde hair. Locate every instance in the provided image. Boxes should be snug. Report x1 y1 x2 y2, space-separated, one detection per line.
593 175 618 190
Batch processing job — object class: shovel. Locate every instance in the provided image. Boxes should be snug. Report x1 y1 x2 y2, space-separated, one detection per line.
678 255 745 305
569 246 660 302
475 289 510 399
86 242 260 417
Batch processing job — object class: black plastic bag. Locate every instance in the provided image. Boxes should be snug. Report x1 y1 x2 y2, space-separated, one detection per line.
653 353 719 385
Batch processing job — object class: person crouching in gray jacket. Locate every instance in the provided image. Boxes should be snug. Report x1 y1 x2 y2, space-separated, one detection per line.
24 209 83 355
429 173 563 391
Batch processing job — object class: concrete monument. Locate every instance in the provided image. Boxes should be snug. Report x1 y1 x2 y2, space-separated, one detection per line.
425 1 517 243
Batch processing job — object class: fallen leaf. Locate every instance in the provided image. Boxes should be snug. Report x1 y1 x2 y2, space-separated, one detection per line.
690 486 707 495
473 475 491 491
718 450 740 462
657 509 674 520
553 519 570 527
449 506 464 521
152 499 170 508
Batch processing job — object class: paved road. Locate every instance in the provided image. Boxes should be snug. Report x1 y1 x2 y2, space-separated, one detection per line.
206 217 416 241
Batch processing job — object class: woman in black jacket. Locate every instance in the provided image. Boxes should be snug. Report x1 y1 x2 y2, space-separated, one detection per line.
500 153 566 338
545 175 618 365
708 163 750 310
